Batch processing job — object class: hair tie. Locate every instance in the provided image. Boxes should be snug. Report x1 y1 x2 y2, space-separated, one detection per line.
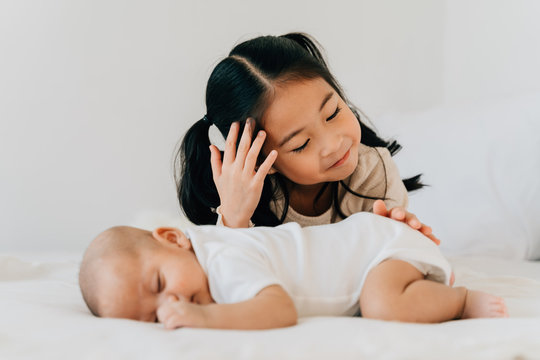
202 115 212 125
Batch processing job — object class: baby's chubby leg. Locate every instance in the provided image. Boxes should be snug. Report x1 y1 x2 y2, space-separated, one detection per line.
359 259 508 323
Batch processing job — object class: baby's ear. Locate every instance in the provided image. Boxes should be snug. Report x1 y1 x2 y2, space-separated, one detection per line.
152 227 191 250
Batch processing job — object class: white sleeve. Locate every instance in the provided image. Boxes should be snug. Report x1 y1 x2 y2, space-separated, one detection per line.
215 206 255 228
207 248 282 304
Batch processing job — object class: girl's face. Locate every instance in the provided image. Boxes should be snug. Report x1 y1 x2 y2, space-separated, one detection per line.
261 78 361 186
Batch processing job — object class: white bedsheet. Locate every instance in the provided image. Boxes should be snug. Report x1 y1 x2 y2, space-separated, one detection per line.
1 253 539 360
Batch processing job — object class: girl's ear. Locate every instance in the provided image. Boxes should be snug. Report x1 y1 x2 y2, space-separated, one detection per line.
152 227 192 250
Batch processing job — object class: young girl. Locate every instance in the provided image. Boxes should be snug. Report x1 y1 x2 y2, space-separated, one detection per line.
176 32 437 243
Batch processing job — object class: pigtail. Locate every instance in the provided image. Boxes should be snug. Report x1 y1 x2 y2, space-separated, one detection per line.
175 118 220 225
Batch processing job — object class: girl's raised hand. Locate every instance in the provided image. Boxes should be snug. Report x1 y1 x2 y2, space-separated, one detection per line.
372 200 441 245
209 119 278 228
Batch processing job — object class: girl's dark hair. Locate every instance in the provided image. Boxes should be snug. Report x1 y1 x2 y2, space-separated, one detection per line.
175 33 424 226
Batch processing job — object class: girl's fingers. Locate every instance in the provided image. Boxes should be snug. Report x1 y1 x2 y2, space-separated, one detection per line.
209 145 222 182
417 223 440 245
377 204 440 245
420 224 432 235
379 206 425 233
388 206 406 221
243 130 266 174
253 150 277 183
425 232 441 245
372 200 388 217
235 119 254 167
405 213 421 229
223 122 239 165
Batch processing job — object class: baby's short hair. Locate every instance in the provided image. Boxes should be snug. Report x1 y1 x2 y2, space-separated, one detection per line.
79 226 152 316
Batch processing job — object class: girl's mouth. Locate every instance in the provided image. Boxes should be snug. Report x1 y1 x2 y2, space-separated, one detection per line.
330 149 350 168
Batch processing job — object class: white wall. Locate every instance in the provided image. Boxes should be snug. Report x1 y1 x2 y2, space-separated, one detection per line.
443 0 540 105
1 0 539 252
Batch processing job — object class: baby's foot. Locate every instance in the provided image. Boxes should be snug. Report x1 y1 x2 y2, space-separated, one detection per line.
461 290 509 319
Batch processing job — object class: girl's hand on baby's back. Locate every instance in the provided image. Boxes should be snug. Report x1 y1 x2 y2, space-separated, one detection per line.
157 296 208 330
372 200 441 245
209 119 278 228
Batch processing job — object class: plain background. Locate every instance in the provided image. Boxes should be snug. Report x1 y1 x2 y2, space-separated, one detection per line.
1 0 540 252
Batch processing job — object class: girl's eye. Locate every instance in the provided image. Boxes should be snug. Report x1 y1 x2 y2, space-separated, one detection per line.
326 106 341 121
292 139 309 153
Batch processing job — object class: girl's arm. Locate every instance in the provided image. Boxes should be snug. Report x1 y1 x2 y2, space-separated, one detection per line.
209 120 277 228
157 285 297 330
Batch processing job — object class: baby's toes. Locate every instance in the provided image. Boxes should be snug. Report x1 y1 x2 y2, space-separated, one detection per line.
498 300 509 317
490 298 508 317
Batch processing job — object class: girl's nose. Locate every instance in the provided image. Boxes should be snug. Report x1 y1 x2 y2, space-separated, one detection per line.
320 132 342 157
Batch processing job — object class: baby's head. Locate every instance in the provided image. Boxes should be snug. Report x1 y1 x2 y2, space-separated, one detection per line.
79 226 212 322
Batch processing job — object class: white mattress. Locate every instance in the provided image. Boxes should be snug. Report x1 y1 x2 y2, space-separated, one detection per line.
1 253 539 360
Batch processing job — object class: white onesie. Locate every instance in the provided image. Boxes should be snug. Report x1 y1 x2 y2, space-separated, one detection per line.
186 212 452 317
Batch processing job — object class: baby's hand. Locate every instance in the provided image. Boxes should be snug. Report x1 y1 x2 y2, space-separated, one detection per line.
372 200 441 245
157 296 207 330
209 119 278 228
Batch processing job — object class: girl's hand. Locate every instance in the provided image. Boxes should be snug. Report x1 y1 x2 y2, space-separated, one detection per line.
209 119 278 228
157 296 207 329
372 200 441 245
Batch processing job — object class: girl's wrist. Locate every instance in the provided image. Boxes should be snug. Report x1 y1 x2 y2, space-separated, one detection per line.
215 206 253 228
223 216 250 228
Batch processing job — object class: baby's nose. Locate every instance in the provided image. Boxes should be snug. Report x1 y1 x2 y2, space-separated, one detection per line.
157 293 178 307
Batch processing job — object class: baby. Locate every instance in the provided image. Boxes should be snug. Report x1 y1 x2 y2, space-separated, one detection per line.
79 213 508 329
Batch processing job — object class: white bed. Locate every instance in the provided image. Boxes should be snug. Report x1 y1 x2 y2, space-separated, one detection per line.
1 253 539 359
2 94 540 359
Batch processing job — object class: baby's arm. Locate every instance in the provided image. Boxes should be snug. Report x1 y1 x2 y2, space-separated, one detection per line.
157 285 297 330
359 259 508 322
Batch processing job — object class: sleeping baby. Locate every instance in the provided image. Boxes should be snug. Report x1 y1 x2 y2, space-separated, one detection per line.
79 212 508 329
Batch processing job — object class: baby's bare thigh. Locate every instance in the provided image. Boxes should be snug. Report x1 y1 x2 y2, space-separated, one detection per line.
359 259 424 305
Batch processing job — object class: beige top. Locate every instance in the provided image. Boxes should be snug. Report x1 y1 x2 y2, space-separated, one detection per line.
269 143 409 227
